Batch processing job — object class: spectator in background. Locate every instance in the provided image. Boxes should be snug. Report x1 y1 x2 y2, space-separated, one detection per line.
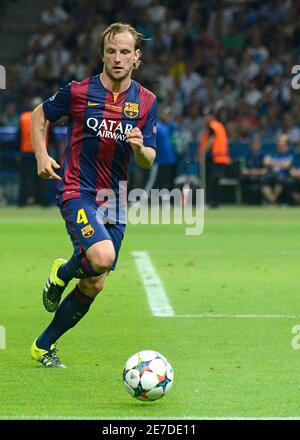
240 138 267 205
18 97 51 207
254 115 276 144
276 113 300 145
41 0 68 26
198 108 231 207
2 103 19 128
173 114 198 184
149 106 177 193
261 134 293 205
289 140 300 205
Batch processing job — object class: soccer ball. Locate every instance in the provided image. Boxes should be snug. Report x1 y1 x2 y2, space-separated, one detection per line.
123 350 174 401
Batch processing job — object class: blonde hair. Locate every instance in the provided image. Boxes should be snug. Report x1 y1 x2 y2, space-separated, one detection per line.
277 134 289 145
101 22 147 69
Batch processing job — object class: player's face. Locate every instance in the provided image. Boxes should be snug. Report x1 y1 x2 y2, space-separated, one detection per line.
277 138 289 153
103 32 140 82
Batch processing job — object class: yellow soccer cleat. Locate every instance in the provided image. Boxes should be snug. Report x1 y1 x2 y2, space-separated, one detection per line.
31 339 66 368
43 258 67 312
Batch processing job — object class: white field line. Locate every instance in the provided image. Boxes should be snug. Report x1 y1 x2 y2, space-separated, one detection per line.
174 314 300 319
132 251 174 317
132 252 298 320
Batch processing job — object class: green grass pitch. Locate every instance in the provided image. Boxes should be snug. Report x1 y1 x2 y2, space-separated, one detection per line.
0 206 300 419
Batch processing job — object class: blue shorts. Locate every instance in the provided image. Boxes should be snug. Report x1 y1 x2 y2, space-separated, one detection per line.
59 197 126 270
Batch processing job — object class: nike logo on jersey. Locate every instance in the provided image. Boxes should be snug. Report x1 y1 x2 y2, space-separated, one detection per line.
87 101 100 106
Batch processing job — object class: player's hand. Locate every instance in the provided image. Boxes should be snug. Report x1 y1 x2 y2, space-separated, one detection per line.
126 127 144 151
37 155 61 180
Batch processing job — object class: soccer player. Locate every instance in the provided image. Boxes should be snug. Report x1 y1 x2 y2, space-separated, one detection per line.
30 23 157 368
240 137 267 204
261 134 293 205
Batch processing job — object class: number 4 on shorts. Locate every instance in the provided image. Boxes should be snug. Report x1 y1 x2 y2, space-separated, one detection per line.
77 208 88 225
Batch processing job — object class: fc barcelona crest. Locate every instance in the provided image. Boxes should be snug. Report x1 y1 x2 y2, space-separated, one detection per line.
81 224 94 238
124 102 139 118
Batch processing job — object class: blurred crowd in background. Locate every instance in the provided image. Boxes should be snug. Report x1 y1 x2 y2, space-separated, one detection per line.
1 0 300 206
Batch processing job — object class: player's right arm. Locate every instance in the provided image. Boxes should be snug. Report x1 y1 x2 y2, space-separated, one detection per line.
32 82 72 180
31 104 61 180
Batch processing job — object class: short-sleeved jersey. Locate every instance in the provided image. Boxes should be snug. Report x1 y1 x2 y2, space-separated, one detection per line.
43 75 157 216
267 151 293 176
244 151 265 169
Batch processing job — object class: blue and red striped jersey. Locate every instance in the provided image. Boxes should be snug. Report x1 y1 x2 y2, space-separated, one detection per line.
43 74 157 213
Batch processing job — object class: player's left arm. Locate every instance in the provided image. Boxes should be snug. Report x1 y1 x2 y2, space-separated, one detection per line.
127 97 158 169
126 127 156 169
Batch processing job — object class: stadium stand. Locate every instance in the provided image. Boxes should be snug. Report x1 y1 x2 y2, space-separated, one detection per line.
0 0 300 205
